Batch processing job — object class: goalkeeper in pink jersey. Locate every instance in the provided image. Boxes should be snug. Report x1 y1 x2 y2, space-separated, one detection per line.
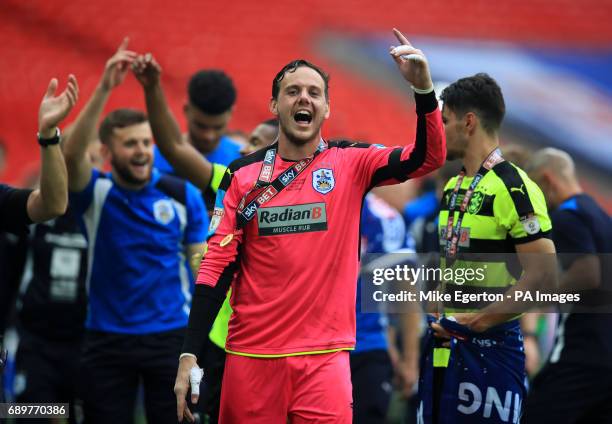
174 28 446 423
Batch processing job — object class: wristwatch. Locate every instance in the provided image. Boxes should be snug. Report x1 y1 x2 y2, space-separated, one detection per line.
37 127 61 147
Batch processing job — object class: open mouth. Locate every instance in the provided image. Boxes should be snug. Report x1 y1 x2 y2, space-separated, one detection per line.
293 110 312 125
130 159 149 169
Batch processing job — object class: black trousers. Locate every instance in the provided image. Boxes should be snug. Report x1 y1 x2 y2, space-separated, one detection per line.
13 331 81 424
78 328 184 424
523 361 612 424
350 349 393 424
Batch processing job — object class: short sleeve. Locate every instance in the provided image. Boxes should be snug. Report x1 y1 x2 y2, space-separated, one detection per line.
493 166 552 244
153 145 176 175
184 181 208 244
69 169 101 216
0 184 33 234
551 210 596 271
210 163 228 193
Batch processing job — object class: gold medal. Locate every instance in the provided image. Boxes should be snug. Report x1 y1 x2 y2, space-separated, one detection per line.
220 234 234 247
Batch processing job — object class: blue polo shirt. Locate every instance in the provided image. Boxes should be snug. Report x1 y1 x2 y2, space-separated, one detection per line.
70 169 208 334
549 194 612 367
153 135 242 174
355 194 409 353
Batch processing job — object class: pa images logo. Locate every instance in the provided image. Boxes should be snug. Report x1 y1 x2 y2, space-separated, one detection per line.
312 168 335 194
153 199 175 225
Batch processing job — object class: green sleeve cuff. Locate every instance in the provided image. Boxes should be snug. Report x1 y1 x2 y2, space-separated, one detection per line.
209 163 227 193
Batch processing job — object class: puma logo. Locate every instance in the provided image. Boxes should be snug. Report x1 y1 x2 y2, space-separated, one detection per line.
510 184 525 195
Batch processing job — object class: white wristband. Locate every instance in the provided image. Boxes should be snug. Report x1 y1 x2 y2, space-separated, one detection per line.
412 85 434 95
179 353 197 361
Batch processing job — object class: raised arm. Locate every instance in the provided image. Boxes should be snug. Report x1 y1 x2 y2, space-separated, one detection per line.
346 29 445 191
63 38 136 192
132 54 214 191
389 28 434 93
388 28 446 178
27 75 79 222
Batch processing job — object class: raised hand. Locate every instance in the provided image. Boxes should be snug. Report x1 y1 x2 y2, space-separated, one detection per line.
389 28 433 91
132 52 162 89
38 74 79 138
101 37 137 91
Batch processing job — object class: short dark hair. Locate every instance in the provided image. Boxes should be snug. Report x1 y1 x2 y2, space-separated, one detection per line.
188 70 236 115
440 73 505 134
99 109 147 144
272 60 329 101
262 118 279 128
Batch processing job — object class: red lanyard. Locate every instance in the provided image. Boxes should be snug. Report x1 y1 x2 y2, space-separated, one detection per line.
235 140 326 229
444 148 504 259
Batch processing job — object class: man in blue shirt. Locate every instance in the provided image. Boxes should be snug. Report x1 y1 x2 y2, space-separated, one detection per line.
354 193 421 423
63 39 207 424
524 148 612 423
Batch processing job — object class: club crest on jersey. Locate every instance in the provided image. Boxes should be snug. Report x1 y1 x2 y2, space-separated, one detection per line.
468 191 484 214
153 199 175 225
312 168 335 194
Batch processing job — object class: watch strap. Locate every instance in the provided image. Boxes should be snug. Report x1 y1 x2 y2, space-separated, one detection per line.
37 127 61 147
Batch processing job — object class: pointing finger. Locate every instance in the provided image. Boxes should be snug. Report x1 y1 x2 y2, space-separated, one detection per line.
393 28 412 46
118 36 130 52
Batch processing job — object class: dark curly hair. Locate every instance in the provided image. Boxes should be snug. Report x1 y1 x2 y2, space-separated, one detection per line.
188 70 236 115
440 73 505 134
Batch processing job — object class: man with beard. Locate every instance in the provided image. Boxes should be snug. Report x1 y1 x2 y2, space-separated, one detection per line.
174 29 446 423
132 50 280 423
63 39 207 424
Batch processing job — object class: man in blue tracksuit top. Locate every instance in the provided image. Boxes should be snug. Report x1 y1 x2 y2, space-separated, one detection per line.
63 41 207 424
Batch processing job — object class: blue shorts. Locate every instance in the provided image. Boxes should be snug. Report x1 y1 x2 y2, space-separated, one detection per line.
418 316 526 424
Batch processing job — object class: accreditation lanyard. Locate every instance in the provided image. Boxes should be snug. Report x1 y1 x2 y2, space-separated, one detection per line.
444 148 504 259
235 139 326 229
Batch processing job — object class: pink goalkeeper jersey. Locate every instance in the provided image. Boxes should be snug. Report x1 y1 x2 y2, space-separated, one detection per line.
197 92 445 356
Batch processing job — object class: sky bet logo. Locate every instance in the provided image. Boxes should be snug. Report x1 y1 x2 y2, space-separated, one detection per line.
243 202 258 220
257 202 327 236
280 169 296 186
